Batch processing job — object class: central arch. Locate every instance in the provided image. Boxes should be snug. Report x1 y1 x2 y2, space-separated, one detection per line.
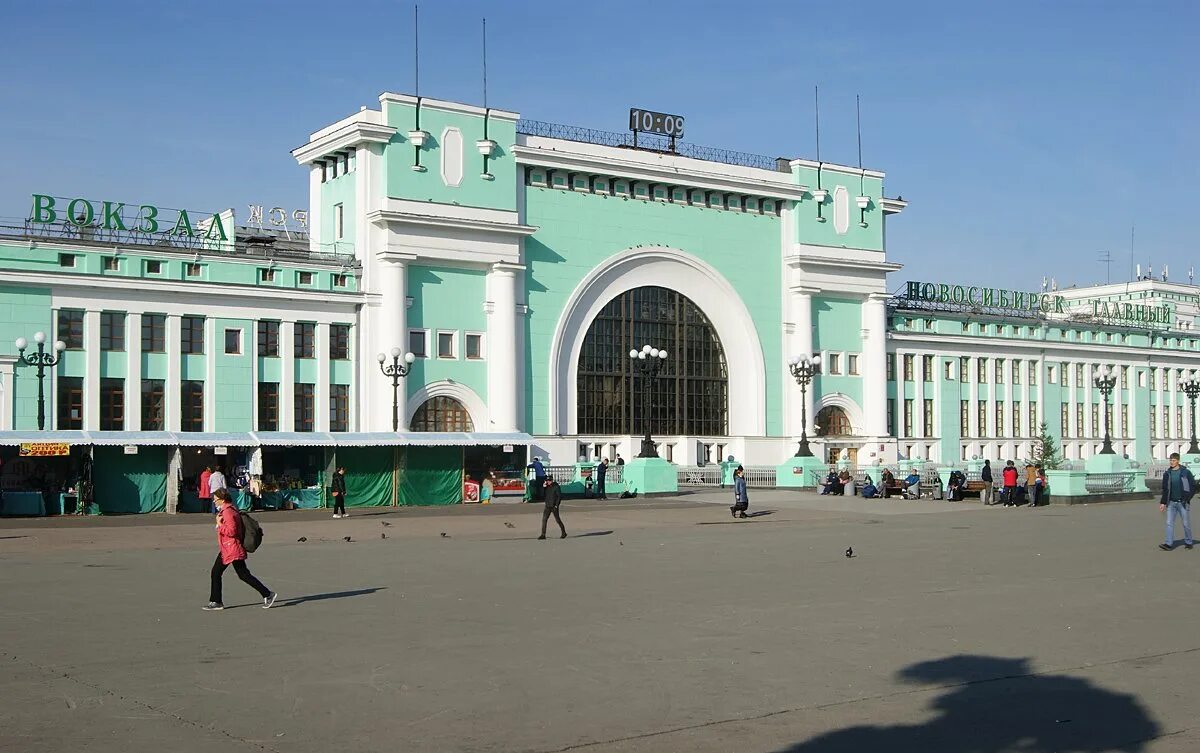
549 247 766 435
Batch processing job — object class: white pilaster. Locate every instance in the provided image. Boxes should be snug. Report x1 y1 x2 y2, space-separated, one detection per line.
165 314 181 431
1067 361 1078 439
127 313 142 431
308 164 323 255
280 321 295 432
204 316 217 431
0 358 14 431
861 293 889 437
913 351 926 439
316 323 331 432
375 256 410 431
487 262 523 432
788 286 817 436
83 309 100 430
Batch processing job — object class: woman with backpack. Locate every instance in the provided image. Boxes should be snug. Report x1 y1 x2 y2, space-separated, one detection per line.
204 488 276 611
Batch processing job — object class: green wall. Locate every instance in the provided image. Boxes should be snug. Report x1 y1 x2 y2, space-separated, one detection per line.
215 318 253 430
405 265 488 404
0 285 53 430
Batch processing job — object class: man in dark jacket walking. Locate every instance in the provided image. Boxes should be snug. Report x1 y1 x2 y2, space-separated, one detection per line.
1160 452 1195 551
595 458 609 500
980 460 994 505
538 476 567 540
331 466 348 518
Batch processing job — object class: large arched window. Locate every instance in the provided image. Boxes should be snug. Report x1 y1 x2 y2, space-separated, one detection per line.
577 286 728 436
816 406 853 436
411 396 474 432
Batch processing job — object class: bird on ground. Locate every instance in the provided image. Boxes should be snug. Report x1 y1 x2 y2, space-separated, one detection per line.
381 533 387 539
344 536 352 543
297 537 307 543
504 521 515 529
845 547 854 558
381 521 391 527
440 532 449 538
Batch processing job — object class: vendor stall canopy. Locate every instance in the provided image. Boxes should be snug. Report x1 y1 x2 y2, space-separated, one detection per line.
0 431 536 447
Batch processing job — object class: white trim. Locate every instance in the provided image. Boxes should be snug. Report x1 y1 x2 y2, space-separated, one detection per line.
465 330 486 360
816 393 866 435
547 246 767 436
292 119 396 165
832 185 850 235
440 126 465 188
789 158 885 180
405 380 490 430
408 328 430 359
435 329 458 360
223 326 244 355
378 92 520 122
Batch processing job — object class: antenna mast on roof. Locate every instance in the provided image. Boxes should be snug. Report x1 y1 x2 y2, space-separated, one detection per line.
814 85 821 165
1098 250 1112 284
482 18 488 112
414 4 420 100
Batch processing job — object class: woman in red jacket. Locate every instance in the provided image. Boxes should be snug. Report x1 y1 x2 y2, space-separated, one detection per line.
204 489 276 611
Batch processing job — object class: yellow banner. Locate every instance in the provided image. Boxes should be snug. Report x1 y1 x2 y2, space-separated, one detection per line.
19 442 71 457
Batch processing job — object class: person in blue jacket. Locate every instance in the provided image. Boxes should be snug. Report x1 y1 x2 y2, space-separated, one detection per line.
730 466 749 519
526 456 547 502
1160 452 1196 551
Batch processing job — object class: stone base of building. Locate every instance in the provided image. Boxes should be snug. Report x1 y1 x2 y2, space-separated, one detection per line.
775 455 829 488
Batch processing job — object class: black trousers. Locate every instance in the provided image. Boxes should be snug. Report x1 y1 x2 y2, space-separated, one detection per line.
210 554 270 604
596 480 606 499
333 493 346 515
541 503 566 536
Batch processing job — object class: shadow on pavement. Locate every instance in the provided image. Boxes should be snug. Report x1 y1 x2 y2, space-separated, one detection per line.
275 587 386 609
574 530 614 537
774 655 1158 753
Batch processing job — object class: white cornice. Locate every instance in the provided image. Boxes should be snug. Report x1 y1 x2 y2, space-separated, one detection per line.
888 331 1200 362
787 255 903 274
789 158 885 180
513 140 808 200
378 92 520 122
292 121 397 165
880 197 908 215
366 209 538 238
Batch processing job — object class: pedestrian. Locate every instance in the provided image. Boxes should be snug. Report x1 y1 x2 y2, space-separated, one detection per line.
198 465 213 514
538 476 567 539
1001 460 1018 506
203 489 276 611
1032 466 1047 507
596 457 609 500
1159 452 1195 551
480 471 495 505
615 454 624 466
980 459 994 506
730 466 749 518
527 456 547 502
330 466 348 518
208 465 228 503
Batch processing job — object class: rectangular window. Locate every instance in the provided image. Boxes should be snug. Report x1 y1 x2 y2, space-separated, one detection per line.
1029 361 1038 385
181 316 205 354
298 271 314 285
186 263 202 277
1092 404 1100 436
903 354 914 381
887 357 895 381
260 268 276 283
257 383 278 431
1178 407 1184 435
294 383 315 432
100 377 124 430
58 309 84 349
141 314 166 352
1012 359 1022 384
437 331 456 359
1151 407 1158 437
995 359 1005 384
944 360 953 381
57 376 83 429
1076 364 1084 388
961 400 969 435
1047 365 1057 384
330 384 349 432
903 398 913 436
466 333 484 360
978 400 988 437
294 322 316 358
103 256 120 271
1013 402 1022 437
224 328 242 355
100 311 125 351
409 330 428 358
1061 404 1070 438
333 274 348 288
257 321 280 357
1138 370 1147 388
922 355 934 381
1029 403 1037 435
978 357 988 384
1164 406 1171 437
181 380 204 432
887 398 896 435
848 354 859 376
330 324 351 360
59 253 76 268
923 398 934 436
960 356 970 382
1077 404 1085 437
141 379 165 430
1120 366 1129 389
334 203 344 239
146 259 162 274
827 353 841 375
996 402 1005 437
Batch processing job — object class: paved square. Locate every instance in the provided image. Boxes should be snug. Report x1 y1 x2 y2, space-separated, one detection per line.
2 491 1196 753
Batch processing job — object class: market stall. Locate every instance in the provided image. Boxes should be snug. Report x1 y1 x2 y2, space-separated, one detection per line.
0 432 91 516
175 434 256 513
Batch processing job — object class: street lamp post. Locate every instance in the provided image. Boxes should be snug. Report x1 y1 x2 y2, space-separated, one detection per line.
1182 372 1200 455
628 344 669 459
15 331 67 431
1092 365 1117 455
376 347 416 432
788 354 823 457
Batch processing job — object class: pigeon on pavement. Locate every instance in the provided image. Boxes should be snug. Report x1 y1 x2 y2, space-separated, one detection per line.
504 522 515 529
381 521 391 527
845 547 854 558
440 532 449 538
381 533 387 539
297 537 307 543
344 536 353 543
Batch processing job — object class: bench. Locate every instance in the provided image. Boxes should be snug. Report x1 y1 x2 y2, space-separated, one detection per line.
961 481 987 498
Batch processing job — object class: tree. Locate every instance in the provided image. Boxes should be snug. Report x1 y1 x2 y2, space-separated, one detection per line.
1025 421 1065 470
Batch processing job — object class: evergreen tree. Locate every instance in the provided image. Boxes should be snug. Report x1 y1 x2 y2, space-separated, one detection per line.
1025 421 1065 470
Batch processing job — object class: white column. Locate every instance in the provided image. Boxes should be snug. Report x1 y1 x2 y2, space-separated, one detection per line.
487 262 523 433
83 310 100 430
165 315 181 431
1003 358 1013 442
913 352 926 439
375 256 410 431
308 164 323 255
0 359 15 431
788 286 816 436
280 321 295 432
1066 361 1077 440
127 313 142 431
204 316 217 432
316 323 330 432
861 293 889 437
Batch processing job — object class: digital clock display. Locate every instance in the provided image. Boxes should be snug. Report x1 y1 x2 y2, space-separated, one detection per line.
629 108 685 138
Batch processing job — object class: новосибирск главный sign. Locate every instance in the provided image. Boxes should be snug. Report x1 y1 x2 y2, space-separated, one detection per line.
903 280 1174 326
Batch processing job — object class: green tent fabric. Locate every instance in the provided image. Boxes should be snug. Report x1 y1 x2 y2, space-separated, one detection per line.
399 446 463 506
93 447 167 514
340 445 394 507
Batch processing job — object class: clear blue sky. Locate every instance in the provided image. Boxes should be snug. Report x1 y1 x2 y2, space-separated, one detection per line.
3 0 1196 291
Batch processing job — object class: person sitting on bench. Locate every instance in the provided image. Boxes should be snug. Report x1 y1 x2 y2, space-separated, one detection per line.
861 474 879 499
902 470 921 499
820 470 842 496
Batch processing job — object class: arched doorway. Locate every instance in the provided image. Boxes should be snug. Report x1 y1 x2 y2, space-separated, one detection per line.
576 285 728 436
411 396 475 432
